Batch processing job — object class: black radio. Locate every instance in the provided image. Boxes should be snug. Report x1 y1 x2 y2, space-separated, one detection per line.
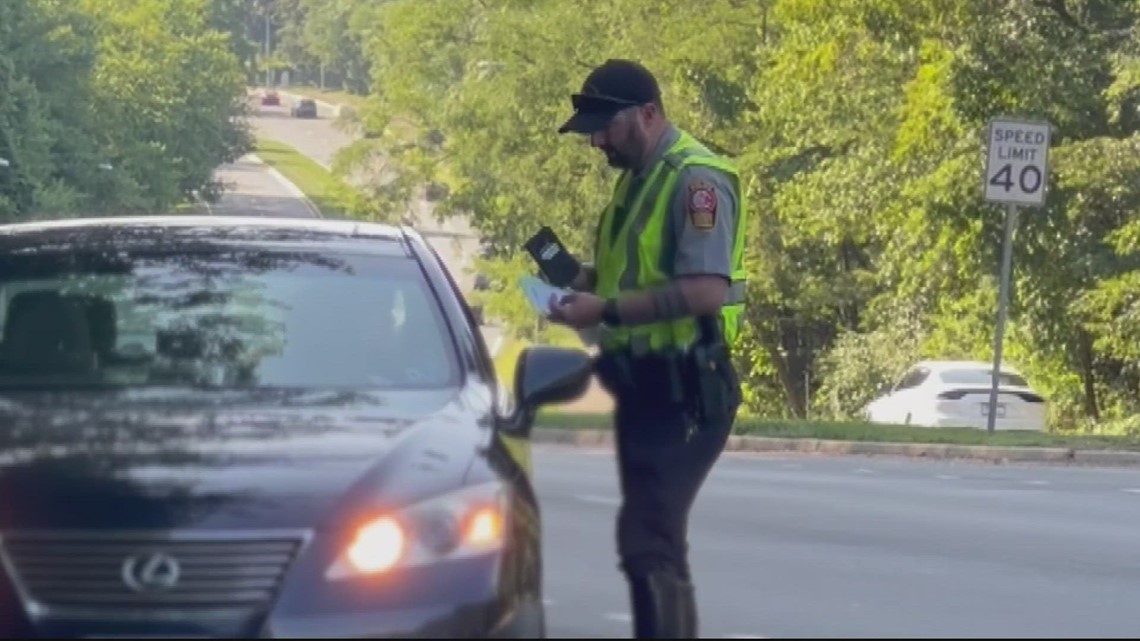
523 226 582 288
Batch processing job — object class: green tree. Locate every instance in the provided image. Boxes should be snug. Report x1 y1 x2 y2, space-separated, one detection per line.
0 0 252 219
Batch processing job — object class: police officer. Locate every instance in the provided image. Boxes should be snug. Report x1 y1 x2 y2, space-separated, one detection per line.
546 59 746 639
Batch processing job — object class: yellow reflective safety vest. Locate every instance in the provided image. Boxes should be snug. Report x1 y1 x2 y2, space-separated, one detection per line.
593 128 747 355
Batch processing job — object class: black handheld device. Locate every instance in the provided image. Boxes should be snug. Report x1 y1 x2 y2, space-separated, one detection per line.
523 226 581 288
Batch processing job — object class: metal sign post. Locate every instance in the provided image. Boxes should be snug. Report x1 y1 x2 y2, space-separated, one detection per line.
982 117 1051 433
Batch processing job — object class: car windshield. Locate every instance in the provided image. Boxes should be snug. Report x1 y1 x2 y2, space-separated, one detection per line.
938 368 1029 387
0 245 461 391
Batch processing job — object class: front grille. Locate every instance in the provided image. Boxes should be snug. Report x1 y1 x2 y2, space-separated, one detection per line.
0 530 308 616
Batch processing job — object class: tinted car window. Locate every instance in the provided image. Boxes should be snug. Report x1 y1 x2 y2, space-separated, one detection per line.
0 248 460 390
938 368 1028 387
894 367 929 391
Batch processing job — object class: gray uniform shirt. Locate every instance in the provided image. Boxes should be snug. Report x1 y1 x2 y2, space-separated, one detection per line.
621 125 737 282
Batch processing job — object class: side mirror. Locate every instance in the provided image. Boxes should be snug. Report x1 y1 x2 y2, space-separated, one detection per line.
502 346 593 437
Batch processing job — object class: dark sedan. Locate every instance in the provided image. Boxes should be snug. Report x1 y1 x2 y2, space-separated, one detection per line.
0 216 593 638
290 98 318 119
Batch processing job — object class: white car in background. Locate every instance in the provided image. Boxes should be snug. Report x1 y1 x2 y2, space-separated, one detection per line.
863 360 1047 431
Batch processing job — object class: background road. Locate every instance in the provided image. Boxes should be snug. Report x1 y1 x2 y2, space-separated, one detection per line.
244 98 354 170
209 154 317 218
536 445 1140 638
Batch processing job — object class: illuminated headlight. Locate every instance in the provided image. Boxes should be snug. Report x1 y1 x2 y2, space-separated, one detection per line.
325 481 508 581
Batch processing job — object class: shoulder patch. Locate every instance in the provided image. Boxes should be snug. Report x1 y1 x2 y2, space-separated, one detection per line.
687 179 717 230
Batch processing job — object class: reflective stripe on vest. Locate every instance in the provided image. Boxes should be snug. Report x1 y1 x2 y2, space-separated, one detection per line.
593 129 748 355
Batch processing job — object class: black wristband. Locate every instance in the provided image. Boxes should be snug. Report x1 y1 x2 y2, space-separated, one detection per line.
601 298 622 326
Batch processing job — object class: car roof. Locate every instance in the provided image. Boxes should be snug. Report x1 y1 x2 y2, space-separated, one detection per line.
0 215 418 255
912 359 1025 375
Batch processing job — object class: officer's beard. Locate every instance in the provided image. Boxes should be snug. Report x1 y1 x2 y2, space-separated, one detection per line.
601 136 645 171
598 111 651 171
602 146 633 169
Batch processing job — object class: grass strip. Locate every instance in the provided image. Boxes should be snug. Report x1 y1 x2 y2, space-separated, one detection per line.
533 411 1140 451
253 137 355 218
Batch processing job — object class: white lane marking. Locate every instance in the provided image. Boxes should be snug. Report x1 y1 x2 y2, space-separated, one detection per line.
853 468 876 474
1122 488 1140 494
1022 480 1050 486
604 612 631 623
576 494 621 507
543 598 554 606
246 153 324 218
936 474 959 480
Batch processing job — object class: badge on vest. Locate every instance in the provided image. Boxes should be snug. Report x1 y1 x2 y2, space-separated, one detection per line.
687 180 717 231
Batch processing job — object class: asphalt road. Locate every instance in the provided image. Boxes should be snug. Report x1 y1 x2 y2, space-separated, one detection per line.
245 98 354 169
535 445 1140 638
209 154 317 218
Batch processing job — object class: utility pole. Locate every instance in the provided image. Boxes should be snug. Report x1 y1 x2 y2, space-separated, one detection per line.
264 3 271 89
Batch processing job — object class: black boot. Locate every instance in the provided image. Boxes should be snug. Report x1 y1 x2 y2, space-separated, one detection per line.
627 571 699 639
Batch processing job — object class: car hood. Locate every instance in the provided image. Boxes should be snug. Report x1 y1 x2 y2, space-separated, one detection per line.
0 385 495 531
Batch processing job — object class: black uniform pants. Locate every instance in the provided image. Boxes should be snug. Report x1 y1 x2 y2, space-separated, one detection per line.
612 386 734 581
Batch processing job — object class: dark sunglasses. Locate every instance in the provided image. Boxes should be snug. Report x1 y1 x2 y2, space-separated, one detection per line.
570 92 643 111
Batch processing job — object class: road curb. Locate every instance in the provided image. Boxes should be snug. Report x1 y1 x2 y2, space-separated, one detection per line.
530 427 1140 467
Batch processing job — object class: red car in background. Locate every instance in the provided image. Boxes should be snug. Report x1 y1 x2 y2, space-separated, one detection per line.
261 90 280 106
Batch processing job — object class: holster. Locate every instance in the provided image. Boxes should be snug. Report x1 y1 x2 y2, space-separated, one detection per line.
684 315 742 427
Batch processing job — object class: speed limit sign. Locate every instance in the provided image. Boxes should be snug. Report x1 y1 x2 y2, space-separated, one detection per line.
983 118 1051 207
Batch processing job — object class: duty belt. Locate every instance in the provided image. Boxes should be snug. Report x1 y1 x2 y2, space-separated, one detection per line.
594 348 689 404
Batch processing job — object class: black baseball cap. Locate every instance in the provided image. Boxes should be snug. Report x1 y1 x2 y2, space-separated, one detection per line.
557 59 662 134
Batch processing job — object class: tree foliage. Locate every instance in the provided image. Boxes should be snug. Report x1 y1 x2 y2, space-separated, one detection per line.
0 0 251 220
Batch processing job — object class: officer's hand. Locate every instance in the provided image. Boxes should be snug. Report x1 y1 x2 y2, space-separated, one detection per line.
546 292 603 329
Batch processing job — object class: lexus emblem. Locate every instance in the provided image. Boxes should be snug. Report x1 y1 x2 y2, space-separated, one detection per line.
121 552 181 593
